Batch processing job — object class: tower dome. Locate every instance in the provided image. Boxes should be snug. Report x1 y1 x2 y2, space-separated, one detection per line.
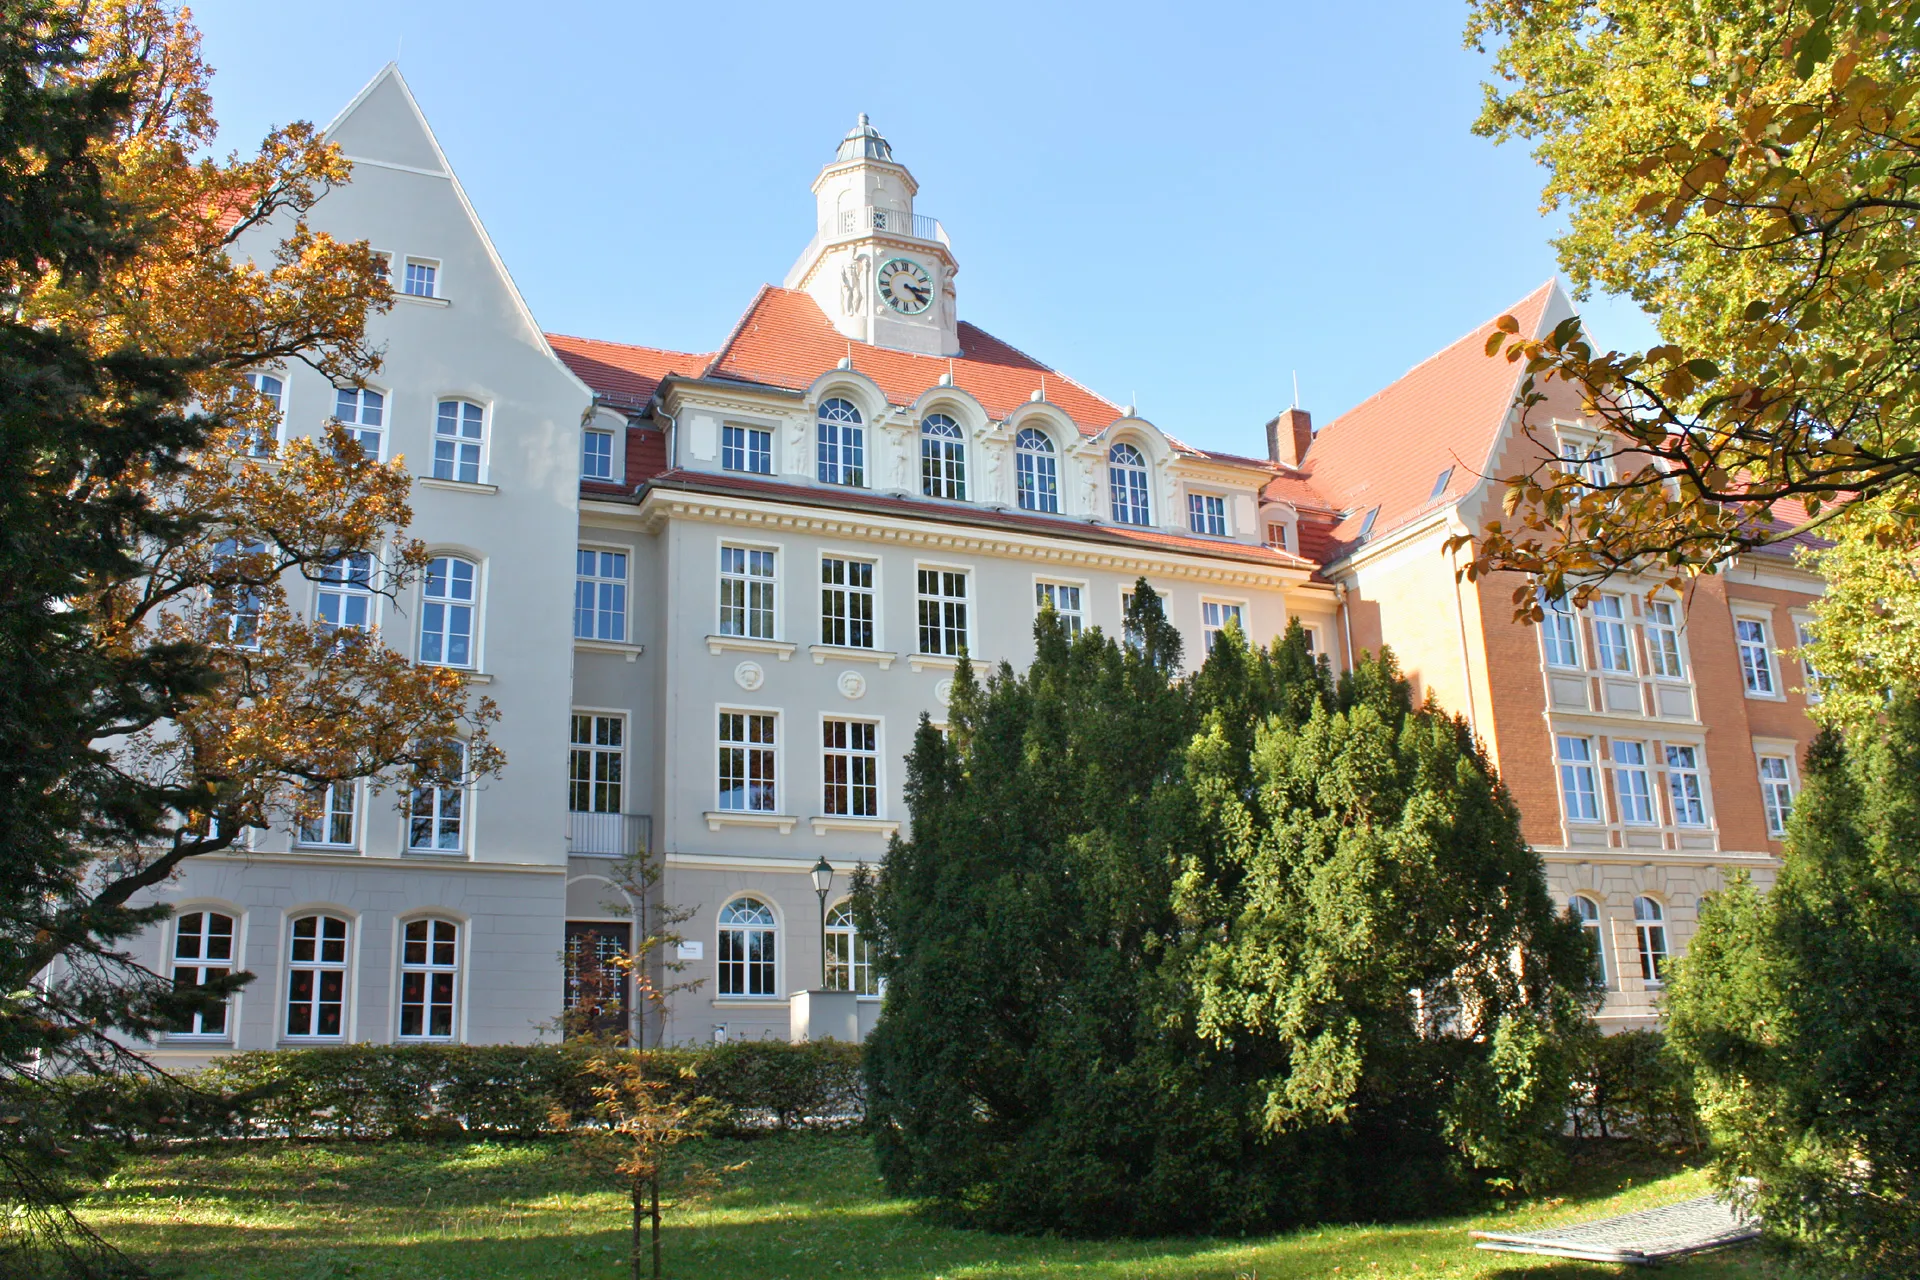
836 113 894 162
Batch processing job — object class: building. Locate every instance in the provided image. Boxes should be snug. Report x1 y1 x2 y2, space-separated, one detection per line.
138 67 1820 1057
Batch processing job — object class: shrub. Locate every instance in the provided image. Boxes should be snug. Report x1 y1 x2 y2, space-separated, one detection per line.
1567 1029 1700 1149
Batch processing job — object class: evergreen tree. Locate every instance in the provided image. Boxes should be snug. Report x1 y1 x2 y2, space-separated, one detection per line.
859 585 1594 1234
1668 705 1920 1277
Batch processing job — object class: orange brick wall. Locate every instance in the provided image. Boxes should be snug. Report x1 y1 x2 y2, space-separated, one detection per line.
1476 568 1563 847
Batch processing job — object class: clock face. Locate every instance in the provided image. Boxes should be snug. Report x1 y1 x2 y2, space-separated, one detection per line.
877 257 934 315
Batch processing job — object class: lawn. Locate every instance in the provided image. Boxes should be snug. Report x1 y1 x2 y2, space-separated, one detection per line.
81 1133 1797 1280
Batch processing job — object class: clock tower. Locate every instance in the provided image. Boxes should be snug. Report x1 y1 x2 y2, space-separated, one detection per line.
783 115 960 357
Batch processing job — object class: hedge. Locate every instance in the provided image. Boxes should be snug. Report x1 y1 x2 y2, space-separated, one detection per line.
88 1041 864 1143
1567 1029 1701 1148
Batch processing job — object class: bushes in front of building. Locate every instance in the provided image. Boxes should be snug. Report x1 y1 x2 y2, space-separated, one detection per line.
1567 1029 1701 1149
85 1041 864 1143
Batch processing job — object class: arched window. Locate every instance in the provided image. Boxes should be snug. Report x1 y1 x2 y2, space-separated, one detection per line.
1569 895 1608 986
718 897 777 997
399 918 459 1039
825 902 878 996
817 398 865 487
1633 896 1668 985
286 913 350 1038
921 414 966 500
1109 442 1151 525
243 372 285 457
1014 427 1058 513
169 911 235 1036
433 399 487 484
419 556 477 668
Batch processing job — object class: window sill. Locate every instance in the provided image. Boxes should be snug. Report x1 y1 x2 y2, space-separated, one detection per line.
396 293 451 308
159 1034 234 1047
576 638 645 662
809 816 899 838
809 644 896 669
293 844 361 854
421 663 491 683
418 477 498 495
706 635 796 661
710 998 787 1008
403 849 471 859
1742 691 1788 703
908 653 960 673
704 811 797 834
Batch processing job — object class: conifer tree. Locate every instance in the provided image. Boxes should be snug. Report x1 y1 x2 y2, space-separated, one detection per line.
1669 707 1920 1277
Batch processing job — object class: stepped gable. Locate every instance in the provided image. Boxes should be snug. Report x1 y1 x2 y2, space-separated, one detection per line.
704 286 1123 432
1303 281 1559 555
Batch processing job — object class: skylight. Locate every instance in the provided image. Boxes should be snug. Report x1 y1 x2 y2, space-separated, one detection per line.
1357 506 1380 540
1429 467 1454 501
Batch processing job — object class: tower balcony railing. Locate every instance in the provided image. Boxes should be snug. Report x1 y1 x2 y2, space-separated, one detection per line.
567 811 652 858
791 207 950 273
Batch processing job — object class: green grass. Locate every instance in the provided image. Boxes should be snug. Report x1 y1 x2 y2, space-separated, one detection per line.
79 1134 1799 1280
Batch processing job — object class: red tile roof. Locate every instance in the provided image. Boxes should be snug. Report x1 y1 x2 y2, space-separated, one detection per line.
703 286 1125 432
547 333 712 411
1303 282 1558 557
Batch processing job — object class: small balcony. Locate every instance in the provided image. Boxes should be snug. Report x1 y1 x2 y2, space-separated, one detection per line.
835 206 947 246
567 811 652 858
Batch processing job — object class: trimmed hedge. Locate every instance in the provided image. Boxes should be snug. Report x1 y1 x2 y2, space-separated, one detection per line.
1568 1029 1700 1149
104 1041 864 1142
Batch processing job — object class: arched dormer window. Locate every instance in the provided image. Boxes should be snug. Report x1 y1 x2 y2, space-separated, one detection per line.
921 413 966 500
1109 442 1151 525
1014 427 1057 513
817 397 865 487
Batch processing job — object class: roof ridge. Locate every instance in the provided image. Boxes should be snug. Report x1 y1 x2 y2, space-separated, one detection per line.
546 331 710 360
957 320 1121 421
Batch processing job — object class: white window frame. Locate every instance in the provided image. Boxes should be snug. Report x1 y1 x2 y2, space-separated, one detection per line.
825 900 880 996
721 422 773 475
1108 442 1151 525
1557 734 1601 824
1201 598 1248 653
314 551 376 632
1013 426 1058 513
1590 594 1634 673
582 426 616 481
297 780 358 849
1568 894 1609 987
1644 598 1687 679
332 384 387 460
820 554 877 649
1290 616 1320 656
569 712 626 816
575 546 629 643
1540 591 1581 668
1034 578 1086 638
432 398 488 484
407 741 469 854
419 555 478 669
396 917 460 1041
817 398 866 487
284 912 352 1040
719 543 778 640
916 563 971 657
402 256 440 299
1664 743 1709 827
1633 896 1669 986
921 414 967 500
1733 610 1780 698
821 716 881 818
717 708 779 814
1120 585 1171 653
167 909 237 1038
717 896 779 998
1792 613 1822 702
1757 750 1797 837
242 370 287 457
1611 739 1656 825
1186 491 1229 537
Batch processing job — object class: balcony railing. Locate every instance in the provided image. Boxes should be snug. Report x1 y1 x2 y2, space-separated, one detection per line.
834 206 947 245
567 811 652 858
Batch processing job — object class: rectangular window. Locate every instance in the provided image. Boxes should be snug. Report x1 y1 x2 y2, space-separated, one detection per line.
1759 755 1794 835
298 781 356 847
720 546 777 639
1665 745 1707 826
1265 522 1292 551
1592 594 1633 673
408 742 467 853
1737 618 1776 695
398 919 458 1039
574 549 628 643
1613 740 1655 824
1202 600 1245 653
823 719 879 817
1557 735 1600 822
1795 619 1821 699
1541 592 1580 667
432 400 486 483
1645 600 1685 678
569 714 623 814
403 259 437 298
1187 492 1228 537
719 712 777 812
168 911 234 1037
315 552 375 631
820 556 875 648
1578 445 1610 489
721 424 771 474
333 386 385 459
1035 581 1084 637
917 569 968 656
243 371 285 457
583 428 614 480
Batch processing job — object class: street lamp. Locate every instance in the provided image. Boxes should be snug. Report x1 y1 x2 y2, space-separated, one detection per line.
810 857 834 988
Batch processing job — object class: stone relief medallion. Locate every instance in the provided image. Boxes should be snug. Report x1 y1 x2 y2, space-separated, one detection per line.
935 677 955 706
837 670 867 700
734 661 765 691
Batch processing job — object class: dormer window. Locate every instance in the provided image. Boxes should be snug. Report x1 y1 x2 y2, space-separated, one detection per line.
1108 443 1151 525
1187 493 1228 537
921 414 966 500
1429 467 1454 501
1356 506 1380 540
817 398 865 486
1014 427 1058 513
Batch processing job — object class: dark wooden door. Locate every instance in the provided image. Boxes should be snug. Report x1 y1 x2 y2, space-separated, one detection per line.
563 921 632 1039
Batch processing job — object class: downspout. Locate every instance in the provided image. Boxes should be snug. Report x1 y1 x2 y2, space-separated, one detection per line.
656 405 678 472
1336 581 1355 674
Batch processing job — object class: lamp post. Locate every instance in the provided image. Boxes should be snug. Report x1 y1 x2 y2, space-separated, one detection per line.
810 856 834 988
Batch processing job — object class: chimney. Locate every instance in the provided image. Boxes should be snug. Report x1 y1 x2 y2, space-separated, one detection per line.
1266 407 1313 468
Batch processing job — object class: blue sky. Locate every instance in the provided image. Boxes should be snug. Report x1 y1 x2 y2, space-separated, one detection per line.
191 0 1656 454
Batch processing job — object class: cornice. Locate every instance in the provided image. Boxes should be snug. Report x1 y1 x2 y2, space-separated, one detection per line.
659 379 804 419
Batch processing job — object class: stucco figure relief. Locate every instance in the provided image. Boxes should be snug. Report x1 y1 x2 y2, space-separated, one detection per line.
734 661 765 691
841 253 868 315
935 677 955 706
1080 458 1101 514
837 670 867 700
890 431 913 490
981 436 1004 502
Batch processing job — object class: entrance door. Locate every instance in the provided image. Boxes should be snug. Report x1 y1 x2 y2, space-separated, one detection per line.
563 920 632 1039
